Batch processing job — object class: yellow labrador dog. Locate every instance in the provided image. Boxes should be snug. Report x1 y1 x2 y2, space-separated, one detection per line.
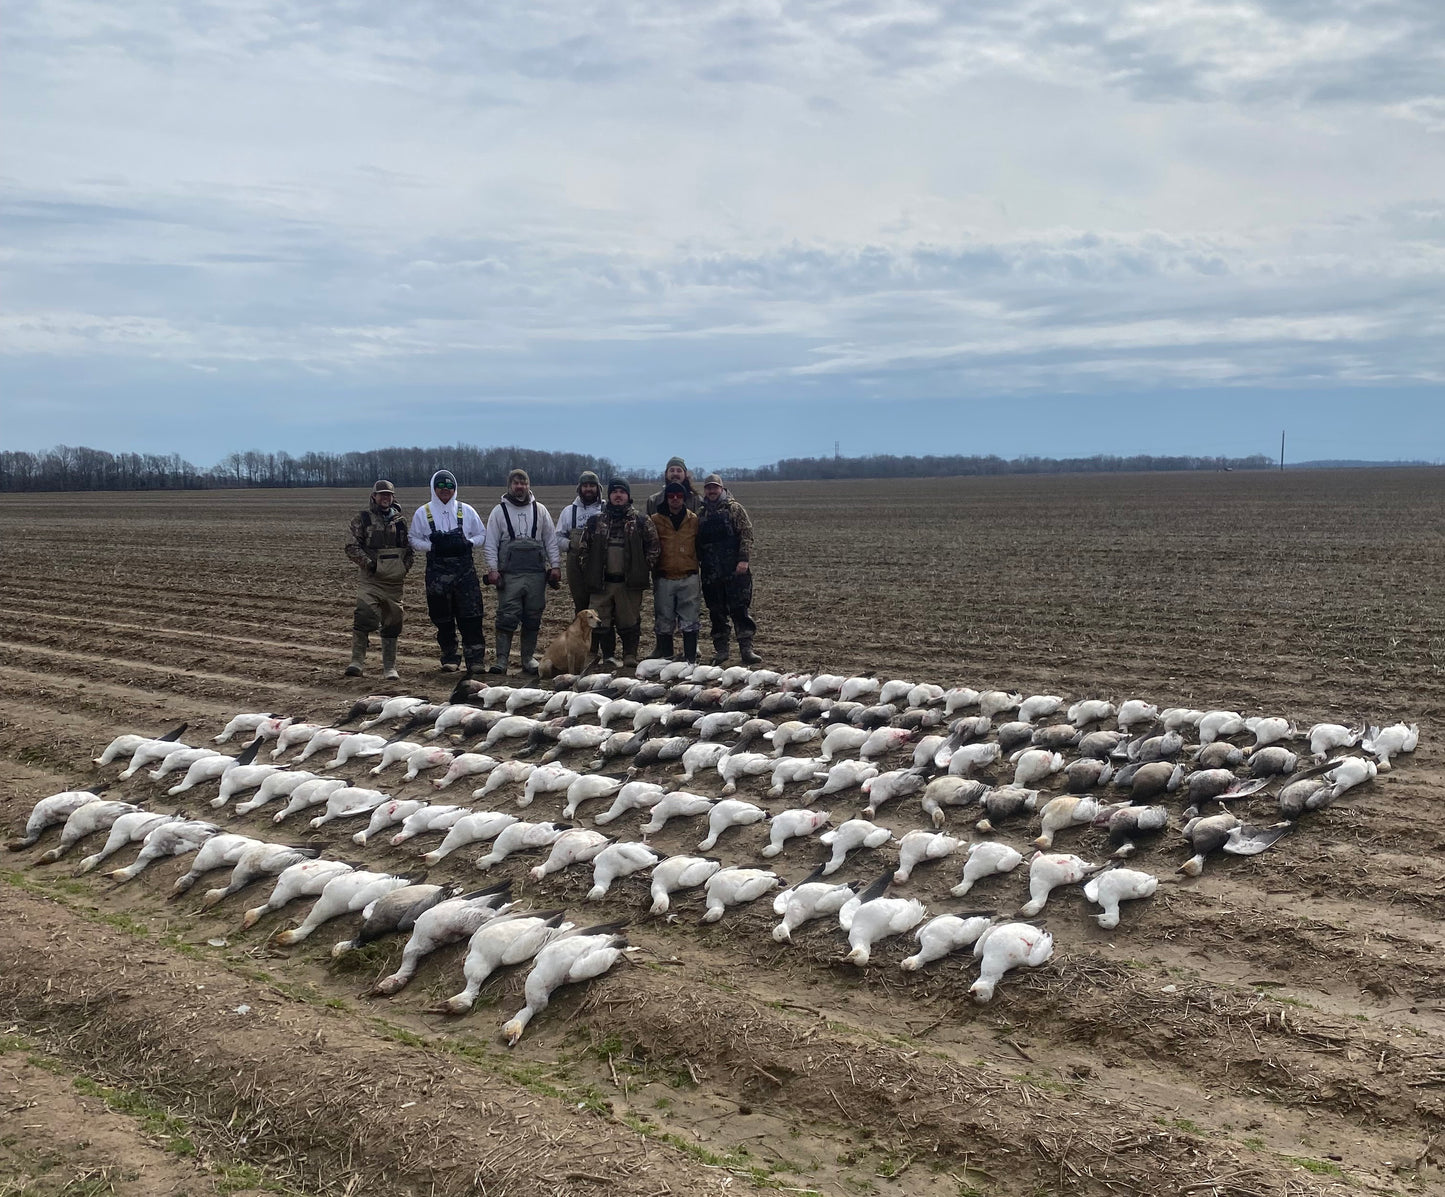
539 609 601 679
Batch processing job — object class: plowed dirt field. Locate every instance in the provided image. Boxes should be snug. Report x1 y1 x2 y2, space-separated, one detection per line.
2 469 1442 1197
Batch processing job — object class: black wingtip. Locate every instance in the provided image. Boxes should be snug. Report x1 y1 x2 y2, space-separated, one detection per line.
158 722 189 743
857 868 895 904
235 739 262 766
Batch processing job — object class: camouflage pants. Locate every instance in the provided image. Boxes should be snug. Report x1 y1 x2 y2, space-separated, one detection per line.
589 583 644 632
425 560 486 667
702 572 756 648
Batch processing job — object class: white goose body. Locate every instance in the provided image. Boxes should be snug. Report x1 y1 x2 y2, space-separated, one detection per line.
388 803 468 843
1083 868 1159 928
718 751 772 794
309 786 390 829
587 841 660 899
76 812 179 874
1198 710 1246 745
270 722 326 758
241 858 354 929
563 775 624 819
357 695 428 729
504 687 550 714
293 728 349 762
171 833 262 895
1019 852 1099 916
1307 722 1360 761
236 770 320 816
1116 700 1159 731
37 801 139 864
1011 749 1065 789
540 724 611 760
771 877 858 942
901 914 992 970
948 742 1001 777
166 754 238 795
200 842 319 909
943 687 981 714
893 830 962 883
649 855 722 914
761 809 830 858
421 810 517 863
1160 707 1206 731
970 922 1053 1002
529 828 610 880
272 778 348 824
273 871 413 944
475 820 568 870
443 913 574 1014
1245 716 1295 749
593 781 667 825
843 896 927 966
839 677 880 703
1321 755 1378 798
482 716 540 750
148 746 223 779
400 746 455 781
808 673 847 696
802 759 878 800
108 820 220 881
473 759 535 799
695 798 764 850
369 740 426 775
878 679 914 705
10 791 105 849
640 791 715 837
372 886 515 994
1018 695 1063 723
119 738 198 779
326 733 389 768
681 740 733 780
820 725 868 761
859 727 912 760
213 762 289 808
502 929 632 1045
768 756 824 798
598 698 642 727
861 767 926 817
521 764 579 808
94 733 153 766
1363 722 1419 770
817 819 894 875
702 867 782 922
949 841 1024 896
907 683 946 708
214 713 273 743
1033 795 1100 850
770 721 820 757
354 798 430 846
978 690 1022 719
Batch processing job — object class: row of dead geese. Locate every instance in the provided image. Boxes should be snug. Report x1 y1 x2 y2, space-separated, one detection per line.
7 669 1420 1037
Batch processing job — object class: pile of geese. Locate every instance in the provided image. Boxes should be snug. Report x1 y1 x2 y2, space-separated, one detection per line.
8 663 1420 1039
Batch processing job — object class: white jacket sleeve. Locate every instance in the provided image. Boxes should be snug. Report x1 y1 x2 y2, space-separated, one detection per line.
537 505 560 569
554 502 575 561
409 506 432 550
462 504 487 549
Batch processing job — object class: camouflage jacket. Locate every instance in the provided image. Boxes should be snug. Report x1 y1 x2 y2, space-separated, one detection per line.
696 497 754 580
579 506 661 591
346 503 415 572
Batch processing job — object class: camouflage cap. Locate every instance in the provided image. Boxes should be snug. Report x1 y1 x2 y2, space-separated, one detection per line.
508 468 530 484
666 456 687 471
372 478 396 494
703 473 724 486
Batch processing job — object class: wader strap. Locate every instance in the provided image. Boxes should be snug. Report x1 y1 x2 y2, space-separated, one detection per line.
500 501 539 540
426 503 464 532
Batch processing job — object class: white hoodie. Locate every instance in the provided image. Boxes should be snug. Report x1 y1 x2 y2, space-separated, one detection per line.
409 471 487 554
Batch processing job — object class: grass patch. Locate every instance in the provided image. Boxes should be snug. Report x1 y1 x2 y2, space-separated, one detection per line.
1285 1156 1344 1177
70 1075 196 1156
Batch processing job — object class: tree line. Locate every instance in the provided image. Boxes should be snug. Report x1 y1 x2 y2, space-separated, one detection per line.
0 443 1274 492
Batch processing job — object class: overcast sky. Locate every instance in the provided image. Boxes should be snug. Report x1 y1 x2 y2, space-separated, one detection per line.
4 0 1443 468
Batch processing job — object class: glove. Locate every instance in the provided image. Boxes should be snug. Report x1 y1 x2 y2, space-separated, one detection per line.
486 570 501 587
546 568 561 590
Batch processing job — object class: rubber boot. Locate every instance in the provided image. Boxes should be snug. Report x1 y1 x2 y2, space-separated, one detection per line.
519 629 540 675
620 625 641 669
599 629 619 669
681 632 699 665
739 638 762 666
489 630 512 675
711 636 730 667
653 633 675 661
380 636 400 681
345 631 368 677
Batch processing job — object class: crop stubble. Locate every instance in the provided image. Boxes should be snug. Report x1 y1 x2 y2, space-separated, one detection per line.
1 468 1442 1197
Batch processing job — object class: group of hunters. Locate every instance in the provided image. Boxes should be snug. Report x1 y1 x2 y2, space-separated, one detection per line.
344 457 759 680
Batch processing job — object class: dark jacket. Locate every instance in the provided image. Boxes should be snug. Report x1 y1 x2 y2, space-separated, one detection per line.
581 506 661 592
346 502 415 582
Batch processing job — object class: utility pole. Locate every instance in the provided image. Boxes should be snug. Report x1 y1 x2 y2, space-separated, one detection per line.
1280 430 1285 471
834 440 840 459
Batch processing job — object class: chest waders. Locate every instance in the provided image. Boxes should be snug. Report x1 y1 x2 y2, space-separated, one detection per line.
423 503 487 674
697 503 757 665
347 506 409 680
565 500 594 613
492 500 549 676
